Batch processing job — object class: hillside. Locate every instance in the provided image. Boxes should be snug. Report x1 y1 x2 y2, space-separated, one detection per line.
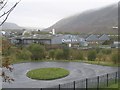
2 22 22 30
44 4 118 34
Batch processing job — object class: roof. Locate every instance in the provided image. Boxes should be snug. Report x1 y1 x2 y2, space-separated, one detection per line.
51 34 83 44
99 34 110 41
16 34 54 40
86 34 99 41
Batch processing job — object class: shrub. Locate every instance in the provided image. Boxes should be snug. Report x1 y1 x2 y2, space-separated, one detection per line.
63 47 70 60
28 44 46 60
101 49 111 55
49 50 55 60
111 53 119 64
78 51 84 60
17 49 32 60
97 52 103 61
95 47 101 54
87 50 96 61
70 49 84 60
55 49 64 60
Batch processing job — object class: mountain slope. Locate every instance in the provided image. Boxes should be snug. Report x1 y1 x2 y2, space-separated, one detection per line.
2 22 22 30
45 4 118 34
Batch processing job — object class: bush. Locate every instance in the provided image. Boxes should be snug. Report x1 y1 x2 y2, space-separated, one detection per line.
87 50 96 61
70 49 84 60
49 50 55 60
17 49 32 60
28 44 46 60
101 49 111 55
63 47 70 60
95 47 101 54
111 53 119 64
97 52 103 61
78 51 84 60
55 49 64 60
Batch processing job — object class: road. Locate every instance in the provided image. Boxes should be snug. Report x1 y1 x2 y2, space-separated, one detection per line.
2 62 118 88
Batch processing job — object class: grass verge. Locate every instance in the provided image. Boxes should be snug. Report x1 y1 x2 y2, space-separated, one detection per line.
12 59 119 67
26 67 70 80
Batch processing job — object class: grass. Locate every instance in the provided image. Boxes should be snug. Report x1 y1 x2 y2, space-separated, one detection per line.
82 61 119 67
108 83 118 88
26 67 70 80
107 81 120 88
12 59 118 67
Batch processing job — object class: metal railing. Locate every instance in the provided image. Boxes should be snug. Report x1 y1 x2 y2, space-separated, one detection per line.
41 71 119 90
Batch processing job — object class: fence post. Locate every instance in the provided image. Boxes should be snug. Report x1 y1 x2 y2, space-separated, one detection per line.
97 76 99 90
86 78 88 90
74 81 75 90
41 88 42 90
107 74 109 87
115 72 118 84
59 84 60 90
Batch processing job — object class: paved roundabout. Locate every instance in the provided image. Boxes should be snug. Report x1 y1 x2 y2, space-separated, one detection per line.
3 62 117 88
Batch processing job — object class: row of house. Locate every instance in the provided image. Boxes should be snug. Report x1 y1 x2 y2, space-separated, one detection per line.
9 34 110 47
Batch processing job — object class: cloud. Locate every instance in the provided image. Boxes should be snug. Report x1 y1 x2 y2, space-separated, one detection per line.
7 0 119 28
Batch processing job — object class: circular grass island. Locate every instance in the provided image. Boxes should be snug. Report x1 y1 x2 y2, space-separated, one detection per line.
26 67 70 80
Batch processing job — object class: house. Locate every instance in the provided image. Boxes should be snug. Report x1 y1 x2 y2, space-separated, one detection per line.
111 41 120 48
13 35 52 45
99 34 110 44
0 30 11 37
85 34 99 45
11 34 86 48
10 34 111 48
51 35 79 44
85 34 110 45
51 34 88 47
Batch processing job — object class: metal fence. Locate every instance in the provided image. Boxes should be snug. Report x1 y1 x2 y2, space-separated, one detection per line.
3 71 119 90
42 71 119 90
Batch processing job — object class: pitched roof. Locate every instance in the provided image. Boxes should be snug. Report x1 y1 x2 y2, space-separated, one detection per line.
86 34 99 41
99 34 110 41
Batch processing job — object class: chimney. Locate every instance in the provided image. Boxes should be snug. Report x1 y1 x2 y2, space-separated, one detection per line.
52 29 55 35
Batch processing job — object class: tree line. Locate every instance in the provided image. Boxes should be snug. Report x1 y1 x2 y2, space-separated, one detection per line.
2 39 119 64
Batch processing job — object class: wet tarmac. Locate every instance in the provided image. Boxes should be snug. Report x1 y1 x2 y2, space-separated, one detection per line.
2 62 118 88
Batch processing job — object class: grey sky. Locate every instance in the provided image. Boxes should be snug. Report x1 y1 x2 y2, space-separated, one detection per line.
7 0 119 28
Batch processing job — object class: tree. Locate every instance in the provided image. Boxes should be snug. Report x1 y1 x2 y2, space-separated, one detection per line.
55 49 64 60
95 47 101 54
0 0 21 26
97 52 103 63
63 47 70 60
16 48 32 60
28 44 46 60
101 49 111 55
69 49 84 60
111 53 119 64
87 50 96 61
0 0 21 82
1 39 14 83
49 49 55 60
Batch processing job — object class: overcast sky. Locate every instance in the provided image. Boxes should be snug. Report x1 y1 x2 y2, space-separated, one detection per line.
6 0 119 28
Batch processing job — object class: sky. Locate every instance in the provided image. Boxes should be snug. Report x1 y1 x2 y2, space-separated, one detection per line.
5 0 119 28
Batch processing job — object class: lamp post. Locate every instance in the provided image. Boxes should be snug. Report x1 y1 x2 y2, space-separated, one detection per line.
112 26 119 48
